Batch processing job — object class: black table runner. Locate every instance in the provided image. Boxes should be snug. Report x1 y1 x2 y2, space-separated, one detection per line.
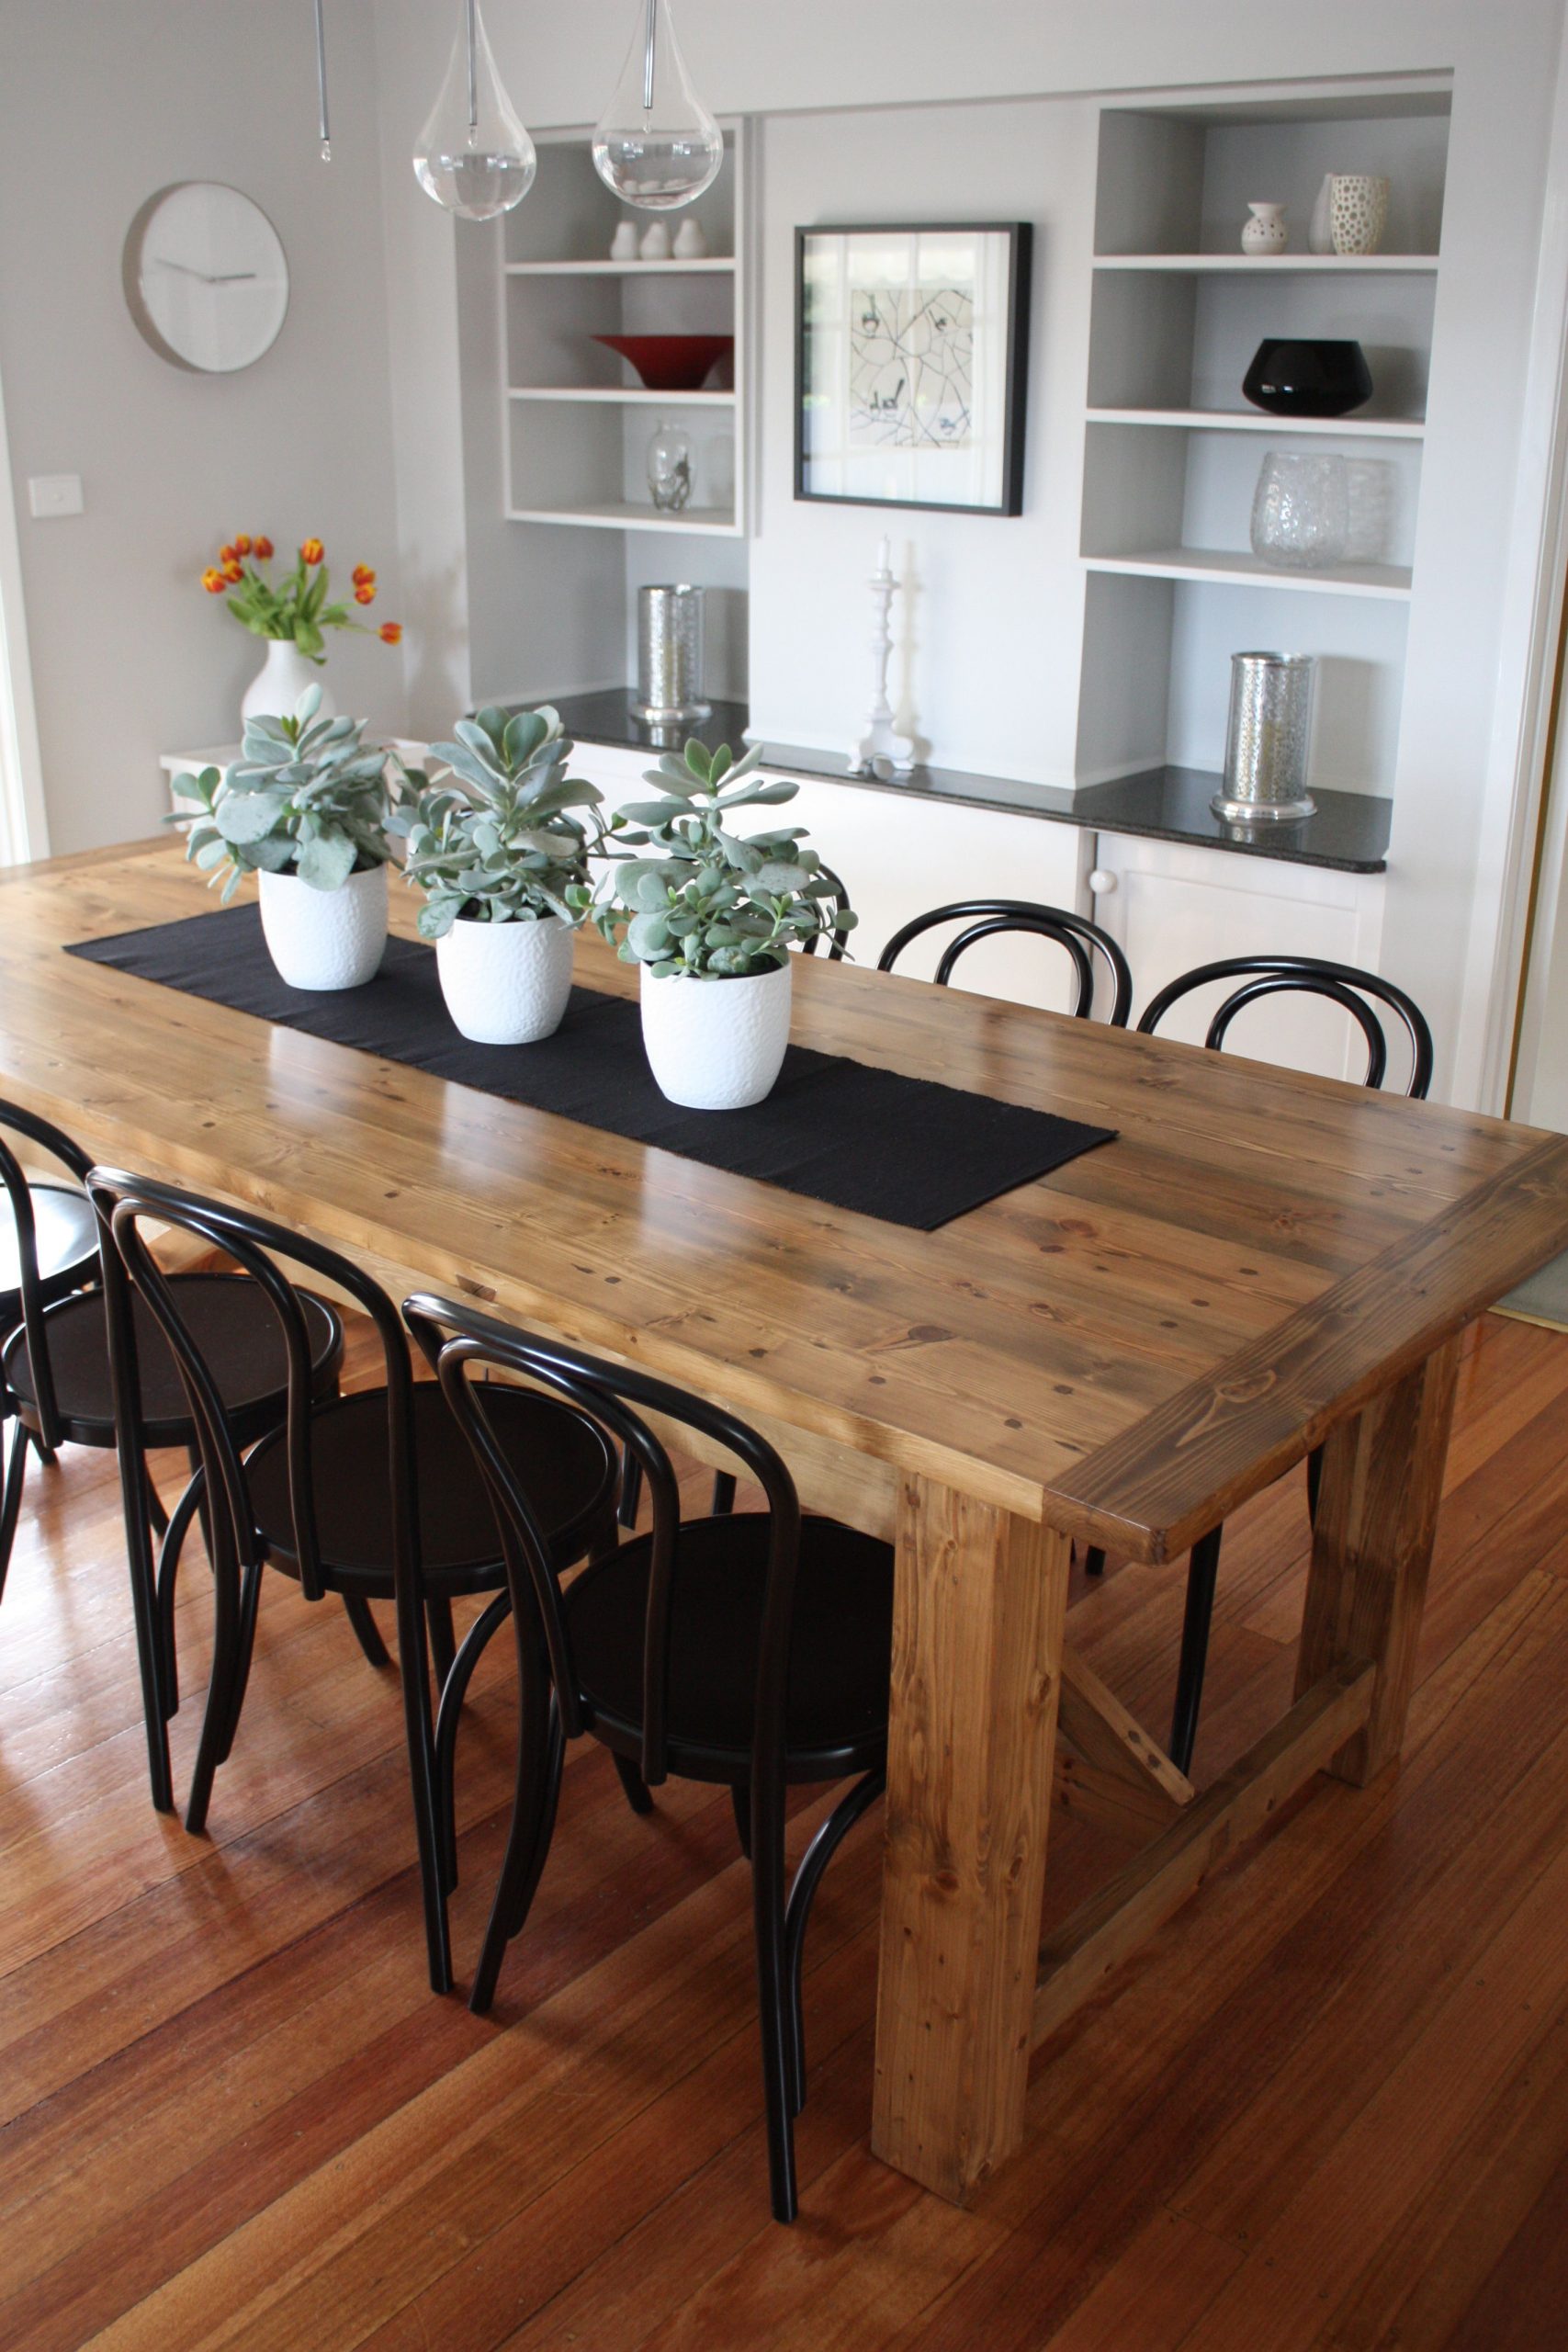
67 906 1115 1231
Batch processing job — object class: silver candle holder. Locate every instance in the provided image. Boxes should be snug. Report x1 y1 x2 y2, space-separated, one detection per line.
1213 650 1317 823
633 583 711 726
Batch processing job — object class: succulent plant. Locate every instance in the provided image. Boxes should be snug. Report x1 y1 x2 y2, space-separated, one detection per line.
404 706 604 941
590 740 854 978
175 687 401 901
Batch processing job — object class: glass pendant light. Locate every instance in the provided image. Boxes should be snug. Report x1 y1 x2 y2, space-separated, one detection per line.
414 0 536 221
592 0 723 210
313 0 332 161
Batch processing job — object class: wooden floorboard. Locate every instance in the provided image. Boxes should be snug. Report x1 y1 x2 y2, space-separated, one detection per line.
1 1312 1566 2346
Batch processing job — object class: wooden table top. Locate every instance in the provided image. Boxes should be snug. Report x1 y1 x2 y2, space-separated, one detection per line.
6 840 1567 1561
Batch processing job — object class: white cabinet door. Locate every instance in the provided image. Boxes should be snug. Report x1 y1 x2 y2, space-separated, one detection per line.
1089 831 1390 1082
783 778 1092 1012
572 744 1095 1016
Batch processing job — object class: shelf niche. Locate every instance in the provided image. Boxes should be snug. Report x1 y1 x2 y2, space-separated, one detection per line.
1077 80 1450 803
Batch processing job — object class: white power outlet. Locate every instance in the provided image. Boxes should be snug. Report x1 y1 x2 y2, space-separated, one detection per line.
28 474 84 519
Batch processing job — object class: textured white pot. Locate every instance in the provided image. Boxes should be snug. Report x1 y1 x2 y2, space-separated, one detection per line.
257 862 387 991
1329 174 1391 257
242 639 334 727
640 959 792 1111
435 913 575 1044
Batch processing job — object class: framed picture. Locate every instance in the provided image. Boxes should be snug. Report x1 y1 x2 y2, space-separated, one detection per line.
794 221 1032 517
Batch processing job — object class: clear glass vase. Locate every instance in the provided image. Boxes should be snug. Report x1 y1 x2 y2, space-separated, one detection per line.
1249 452 1350 571
647 418 694 511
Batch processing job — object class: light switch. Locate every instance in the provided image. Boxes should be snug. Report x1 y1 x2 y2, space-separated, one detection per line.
28 474 84 519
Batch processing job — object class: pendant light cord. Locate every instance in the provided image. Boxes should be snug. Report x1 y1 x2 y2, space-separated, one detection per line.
313 0 331 159
642 0 657 112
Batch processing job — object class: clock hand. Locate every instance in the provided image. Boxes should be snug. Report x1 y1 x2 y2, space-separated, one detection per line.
150 257 258 285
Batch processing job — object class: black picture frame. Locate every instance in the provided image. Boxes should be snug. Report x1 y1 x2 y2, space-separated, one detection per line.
794 221 1032 518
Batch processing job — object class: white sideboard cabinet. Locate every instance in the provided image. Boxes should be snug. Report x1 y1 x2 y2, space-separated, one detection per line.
1088 831 1388 1081
571 741 1095 1015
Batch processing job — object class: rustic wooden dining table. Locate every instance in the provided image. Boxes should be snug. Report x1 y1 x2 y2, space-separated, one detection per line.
5 838 1568 2208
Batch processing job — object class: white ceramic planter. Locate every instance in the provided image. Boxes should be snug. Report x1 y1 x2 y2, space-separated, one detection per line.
257 862 388 991
435 912 575 1044
242 638 333 727
639 959 793 1111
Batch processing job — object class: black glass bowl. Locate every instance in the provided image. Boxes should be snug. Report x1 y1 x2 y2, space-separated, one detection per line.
1242 338 1374 419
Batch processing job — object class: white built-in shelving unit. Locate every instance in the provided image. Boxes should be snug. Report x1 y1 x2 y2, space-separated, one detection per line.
1076 80 1451 796
500 125 748 537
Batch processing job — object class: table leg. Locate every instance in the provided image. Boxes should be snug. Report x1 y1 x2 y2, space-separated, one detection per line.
872 1474 1069 2204
1296 1331 1463 1786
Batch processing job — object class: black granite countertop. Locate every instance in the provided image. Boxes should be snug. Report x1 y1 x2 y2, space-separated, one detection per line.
531 691 1392 876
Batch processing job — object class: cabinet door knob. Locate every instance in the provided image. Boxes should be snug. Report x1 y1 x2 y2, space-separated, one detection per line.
1089 867 1117 896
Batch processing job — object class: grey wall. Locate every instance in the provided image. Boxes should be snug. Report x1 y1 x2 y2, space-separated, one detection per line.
0 0 403 854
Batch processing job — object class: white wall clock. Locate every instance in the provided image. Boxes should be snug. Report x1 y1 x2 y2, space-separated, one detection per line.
122 182 289 374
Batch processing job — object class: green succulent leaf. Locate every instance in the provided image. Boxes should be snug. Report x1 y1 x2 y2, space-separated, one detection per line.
592 735 851 978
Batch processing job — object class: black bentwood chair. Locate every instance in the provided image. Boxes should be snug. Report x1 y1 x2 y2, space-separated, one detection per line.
89 1174 620 1993
1081 954 1437 1774
796 865 854 962
404 1295 895 2224
1 1106 347 1816
876 898 1134 1026
0 1103 101 1594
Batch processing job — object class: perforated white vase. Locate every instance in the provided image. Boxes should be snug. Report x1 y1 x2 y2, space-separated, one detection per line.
257 862 388 991
435 913 575 1044
639 960 792 1110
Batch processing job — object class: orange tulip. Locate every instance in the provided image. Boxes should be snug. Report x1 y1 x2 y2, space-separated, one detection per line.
354 582 376 605
378 622 402 646
219 543 238 564
233 534 253 557
221 560 243 583
352 563 376 588
254 535 275 560
201 568 227 594
300 537 324 565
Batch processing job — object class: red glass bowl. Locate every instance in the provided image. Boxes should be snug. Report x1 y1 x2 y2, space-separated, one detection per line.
592 334 734 391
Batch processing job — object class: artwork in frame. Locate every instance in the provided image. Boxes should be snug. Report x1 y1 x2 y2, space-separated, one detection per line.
795 222 1032 516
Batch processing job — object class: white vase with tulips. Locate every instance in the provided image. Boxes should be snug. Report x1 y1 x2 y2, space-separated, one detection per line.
199 531 403 735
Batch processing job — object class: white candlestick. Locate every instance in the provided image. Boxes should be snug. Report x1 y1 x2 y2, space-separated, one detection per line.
852 537 915 776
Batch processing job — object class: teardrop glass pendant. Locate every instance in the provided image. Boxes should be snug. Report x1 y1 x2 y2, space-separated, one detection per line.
592 0 723 211
413 0 536 221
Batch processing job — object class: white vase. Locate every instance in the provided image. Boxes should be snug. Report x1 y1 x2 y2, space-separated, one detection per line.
257 862 387 991
1329 174 1391 257
1240 202 1289 256
435 913 575 1044
639 960 792 1111
242 639 334 729
1308 173 1336 254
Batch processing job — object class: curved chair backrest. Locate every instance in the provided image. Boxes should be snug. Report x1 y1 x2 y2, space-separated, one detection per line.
0 1099 96 1452
404 1294 803 1798
797 865 853 963
876 899 1134 1025
87 1168 418 1610
1135 956 1434 1098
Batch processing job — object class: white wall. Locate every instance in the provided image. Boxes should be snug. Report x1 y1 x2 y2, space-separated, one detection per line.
0 0 403 854
746 99 1099 783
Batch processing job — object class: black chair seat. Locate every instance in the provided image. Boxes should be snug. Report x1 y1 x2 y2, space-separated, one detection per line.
0 1182 99 1326
567 1512 894 1781
245 1383 619 1595
2 1273 343 1448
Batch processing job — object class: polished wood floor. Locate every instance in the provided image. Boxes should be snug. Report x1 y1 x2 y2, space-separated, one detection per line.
2 1307 1566 2350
